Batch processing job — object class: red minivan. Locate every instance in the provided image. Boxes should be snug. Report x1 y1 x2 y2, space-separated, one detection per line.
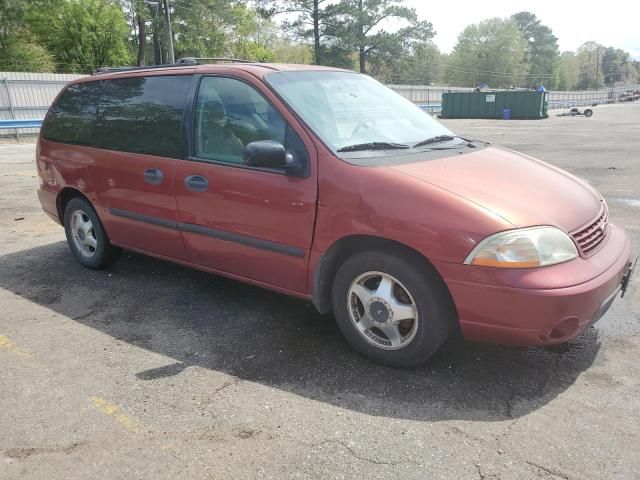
36 61 636 366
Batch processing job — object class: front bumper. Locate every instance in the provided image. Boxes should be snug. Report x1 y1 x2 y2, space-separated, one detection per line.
434 224 633 346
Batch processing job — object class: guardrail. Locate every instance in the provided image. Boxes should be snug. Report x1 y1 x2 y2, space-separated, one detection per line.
0 119 42 129
418 104 442 113
0 119 42 143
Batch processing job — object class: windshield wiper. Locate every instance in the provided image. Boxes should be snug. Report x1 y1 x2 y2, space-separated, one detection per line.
337 142 411 153
412 135 474 149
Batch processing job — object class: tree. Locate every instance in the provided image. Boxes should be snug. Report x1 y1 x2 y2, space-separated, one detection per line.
256 0 335 65
25 0 132 72
0 38 56 72
391 42 443 84
270 39 313 64
171 1 278 62
555 51 580 90
228 7 277 61
600 47 638 85
116 0 149 66
511 12 560 86
446 18 528 87
511 12 559 87
0 0 56 71
328 0 434 73
601 47 621 85
633 60 640 79
575 41 604 89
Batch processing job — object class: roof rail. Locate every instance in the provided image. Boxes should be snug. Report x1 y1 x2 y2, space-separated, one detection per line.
177 57 253 64
93 58 199 75
92 57 254 75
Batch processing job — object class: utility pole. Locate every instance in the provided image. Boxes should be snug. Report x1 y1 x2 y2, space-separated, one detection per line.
145 1 162 65
162 0 175 63
595 47 600 89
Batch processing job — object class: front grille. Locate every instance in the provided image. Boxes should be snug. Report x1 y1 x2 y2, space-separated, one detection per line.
571 207 609 257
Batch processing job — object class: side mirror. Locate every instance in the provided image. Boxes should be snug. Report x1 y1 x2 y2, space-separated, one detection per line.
243 140 303 176
243 140 287 168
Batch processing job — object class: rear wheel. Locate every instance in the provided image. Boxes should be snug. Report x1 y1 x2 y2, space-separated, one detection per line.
331 249 456 367
63 197 122 269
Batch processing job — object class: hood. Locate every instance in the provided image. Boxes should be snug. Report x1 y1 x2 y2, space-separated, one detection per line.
390 146 603 232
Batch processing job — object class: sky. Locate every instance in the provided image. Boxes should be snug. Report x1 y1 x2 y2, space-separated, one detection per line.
403 0 639 58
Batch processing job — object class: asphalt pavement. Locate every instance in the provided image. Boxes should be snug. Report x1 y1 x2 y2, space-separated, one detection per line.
0 103 638 479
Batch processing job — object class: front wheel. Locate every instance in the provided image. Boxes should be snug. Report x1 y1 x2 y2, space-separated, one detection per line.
63 197 122 269
331 250 456 367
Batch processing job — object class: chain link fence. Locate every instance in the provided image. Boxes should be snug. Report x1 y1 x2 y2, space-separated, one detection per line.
388 84 640 113
1 71 639 140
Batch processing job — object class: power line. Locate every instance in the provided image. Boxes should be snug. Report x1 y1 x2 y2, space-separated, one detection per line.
416 60 559 78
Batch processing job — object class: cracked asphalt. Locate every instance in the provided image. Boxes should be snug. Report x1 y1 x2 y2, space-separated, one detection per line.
1 103 639 479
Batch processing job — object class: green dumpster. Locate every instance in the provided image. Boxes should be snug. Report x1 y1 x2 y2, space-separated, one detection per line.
440 90 548 119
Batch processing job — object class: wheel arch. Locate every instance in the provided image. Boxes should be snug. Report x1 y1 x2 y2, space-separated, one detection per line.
56 187 92 222
311 234 454 315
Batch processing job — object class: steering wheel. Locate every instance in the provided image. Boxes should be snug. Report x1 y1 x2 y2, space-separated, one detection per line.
351 119 376 138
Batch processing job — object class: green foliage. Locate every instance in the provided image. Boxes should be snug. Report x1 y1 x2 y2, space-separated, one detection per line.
575 41 604 89
1 0 638 92
255 0 335 65
0 39 56 72
25 0 132 73
228 7 277 61
0 0 54 71
270 40 313 64
171 0 232 59
391 42 443 84
169 2 279 62
601 47 638 85
327 0 434 73
555 52 580 90
321 44 356 69
446 18 528 87
511 12 559 86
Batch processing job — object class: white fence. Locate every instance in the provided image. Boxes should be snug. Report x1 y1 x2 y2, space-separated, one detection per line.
0 72 87 138
1 71 639 139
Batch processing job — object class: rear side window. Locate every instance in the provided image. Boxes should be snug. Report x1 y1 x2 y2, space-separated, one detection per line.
95 75 191 158
42 82 101 145
43 75 191 159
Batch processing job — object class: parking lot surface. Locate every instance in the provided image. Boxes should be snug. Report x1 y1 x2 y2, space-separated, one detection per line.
1 103 638 479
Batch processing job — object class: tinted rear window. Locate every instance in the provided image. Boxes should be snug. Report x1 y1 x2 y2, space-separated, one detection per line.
42 82 101 145
43 75 191 158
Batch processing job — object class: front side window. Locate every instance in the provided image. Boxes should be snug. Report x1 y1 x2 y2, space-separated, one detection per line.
194 77 286 164
266 71 456 153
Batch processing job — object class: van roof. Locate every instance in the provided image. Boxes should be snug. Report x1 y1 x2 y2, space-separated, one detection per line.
82 62 351 84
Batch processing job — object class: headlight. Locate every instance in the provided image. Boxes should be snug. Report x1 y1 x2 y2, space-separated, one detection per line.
464 226 578 268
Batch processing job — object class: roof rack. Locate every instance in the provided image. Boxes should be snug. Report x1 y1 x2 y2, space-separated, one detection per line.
177 57 253 64
93 59 198 75
92 57 254 75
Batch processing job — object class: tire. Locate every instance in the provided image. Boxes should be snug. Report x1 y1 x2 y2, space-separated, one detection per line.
584 109 593 117
331 249 456 367
63 197 122 269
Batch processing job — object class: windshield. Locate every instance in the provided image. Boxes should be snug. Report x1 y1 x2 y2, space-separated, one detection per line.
266 71 456 153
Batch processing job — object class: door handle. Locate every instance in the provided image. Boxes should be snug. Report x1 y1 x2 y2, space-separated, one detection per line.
185 175 208 192
144 168 164 185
